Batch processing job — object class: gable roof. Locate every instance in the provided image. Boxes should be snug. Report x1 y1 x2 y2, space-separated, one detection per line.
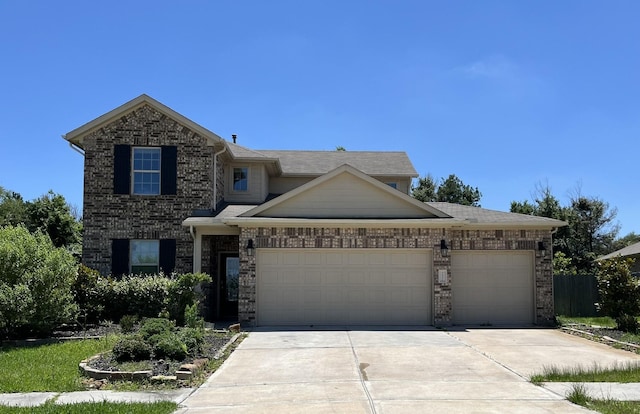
254 150 418 177
427 202 568 228
63 94 223 149
240 164 449 219
598 241 640 261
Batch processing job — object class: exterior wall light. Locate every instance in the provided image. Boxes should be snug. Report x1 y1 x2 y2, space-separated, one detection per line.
246 239 255 256
538 241 546 257
440 239 449 257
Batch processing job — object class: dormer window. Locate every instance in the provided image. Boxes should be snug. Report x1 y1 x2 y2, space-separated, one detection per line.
233 167 248 192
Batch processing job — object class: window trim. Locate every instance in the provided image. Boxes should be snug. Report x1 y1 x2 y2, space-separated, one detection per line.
130 239 160 274
232 166 249 193
131 147 162 195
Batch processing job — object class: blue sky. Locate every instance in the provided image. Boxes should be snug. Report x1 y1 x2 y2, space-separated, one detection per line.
0 1 638 236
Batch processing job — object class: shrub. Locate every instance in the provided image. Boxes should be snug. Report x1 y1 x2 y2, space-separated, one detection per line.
184 301 205 330
167 273 211 325
596 256 639 318
0 225 78 338
616 313 639 333
139 318 174 340
112 336 152 362
120 315 138 333
180 327 205 355
153 333 188 360
73 264 104 324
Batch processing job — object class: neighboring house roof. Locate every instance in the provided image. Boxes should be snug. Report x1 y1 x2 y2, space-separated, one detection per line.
425 202 568 228
598 241 640 261
63 94 224 149
255 150 419 177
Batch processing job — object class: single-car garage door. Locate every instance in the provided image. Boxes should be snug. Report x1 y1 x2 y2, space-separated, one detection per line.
452 251 534 325
257 249 432 326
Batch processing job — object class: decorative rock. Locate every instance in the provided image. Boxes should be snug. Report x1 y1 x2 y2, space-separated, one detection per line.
229 323 241 333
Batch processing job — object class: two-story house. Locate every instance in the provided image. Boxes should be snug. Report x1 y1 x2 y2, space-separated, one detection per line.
64 94 565 327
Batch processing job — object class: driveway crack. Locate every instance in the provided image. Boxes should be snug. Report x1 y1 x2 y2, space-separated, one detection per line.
346 331 377 414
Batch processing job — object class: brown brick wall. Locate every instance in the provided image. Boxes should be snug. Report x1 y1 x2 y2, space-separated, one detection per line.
81 104 218 276
237 227 554 326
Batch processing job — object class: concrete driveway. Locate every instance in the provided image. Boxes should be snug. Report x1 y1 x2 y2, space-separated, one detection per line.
177 327 640 413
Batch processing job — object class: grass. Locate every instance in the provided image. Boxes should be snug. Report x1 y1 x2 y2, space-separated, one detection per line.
531 361 640 383
0 401 177 413
566 383 640 414
557 315 617 327
0 336 118 392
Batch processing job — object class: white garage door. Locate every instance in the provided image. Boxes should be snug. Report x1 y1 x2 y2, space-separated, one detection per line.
452 251 534 325
257 249 432 326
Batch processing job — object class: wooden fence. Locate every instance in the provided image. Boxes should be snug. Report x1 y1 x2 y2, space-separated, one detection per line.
553 274 599 317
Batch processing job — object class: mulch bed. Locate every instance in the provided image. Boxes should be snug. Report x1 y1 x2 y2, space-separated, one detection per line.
562 324 640 354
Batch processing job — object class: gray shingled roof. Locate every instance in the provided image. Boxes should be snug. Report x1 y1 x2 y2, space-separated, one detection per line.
225 142 276 160
426 202 567 226
255 150 418 176
599 241 640 260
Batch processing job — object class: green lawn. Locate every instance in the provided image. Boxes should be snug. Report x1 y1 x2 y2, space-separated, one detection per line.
0 401 176 414
0 337 117 392
566 384 640 414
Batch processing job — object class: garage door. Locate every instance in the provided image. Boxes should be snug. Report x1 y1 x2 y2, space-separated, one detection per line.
452 251 534 325
257 249 432 326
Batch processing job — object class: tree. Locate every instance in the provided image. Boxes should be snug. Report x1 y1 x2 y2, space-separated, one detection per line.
610 232 640 253
595 256 639 318
412 174 482 206
0 187 27 227
511 182 619 274
335 146 346 151
25 191 82 249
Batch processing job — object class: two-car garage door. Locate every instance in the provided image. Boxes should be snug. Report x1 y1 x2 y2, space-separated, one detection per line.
257 249 432 326
255 248 534 326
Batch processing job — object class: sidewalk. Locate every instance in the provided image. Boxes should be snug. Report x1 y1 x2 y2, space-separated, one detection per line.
543 382 640 401
0 389 194 407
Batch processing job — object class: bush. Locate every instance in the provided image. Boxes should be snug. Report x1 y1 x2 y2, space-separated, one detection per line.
139 318 174 340
0 225 78 338
184 302 205 330
180 327 205 355
75 271 211 325
167 273 211 325
112 336 152 362
616 314 639 333
73 264 104 324
120 315 138 333
596 256 640 318
152 333 188 360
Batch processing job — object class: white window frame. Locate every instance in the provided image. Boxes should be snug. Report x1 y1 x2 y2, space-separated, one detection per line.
131 147 161 195
130 240 160 274
232 167 249 192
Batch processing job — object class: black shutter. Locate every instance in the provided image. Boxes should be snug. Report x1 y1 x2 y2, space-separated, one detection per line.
159 239 176 274
161 146 177 195
113 145 131 194
111 239 130 277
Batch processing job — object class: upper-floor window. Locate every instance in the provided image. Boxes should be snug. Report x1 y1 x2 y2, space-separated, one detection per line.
114 145 177 196
130 239 159 274
233 167 248 192
132 148 161 195
386 182 398 189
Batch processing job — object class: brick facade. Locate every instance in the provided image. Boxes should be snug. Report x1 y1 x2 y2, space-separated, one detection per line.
237 227 554 326
81 104 217 275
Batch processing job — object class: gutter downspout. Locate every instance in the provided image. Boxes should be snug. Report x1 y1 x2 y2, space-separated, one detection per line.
64 136 85 156
213 145 227 210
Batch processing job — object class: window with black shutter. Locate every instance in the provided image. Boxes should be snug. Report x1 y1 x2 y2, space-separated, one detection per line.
113 145 177 195
159 239 177 274
111 239 130 276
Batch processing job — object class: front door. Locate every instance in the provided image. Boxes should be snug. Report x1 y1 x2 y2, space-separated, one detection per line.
219 253 239 319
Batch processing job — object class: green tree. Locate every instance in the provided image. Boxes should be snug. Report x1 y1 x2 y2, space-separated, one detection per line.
412 174 482 206
610 232 640 253
0 187 27 227
26 191 82 250
335 146 346 151
0 225 78 338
